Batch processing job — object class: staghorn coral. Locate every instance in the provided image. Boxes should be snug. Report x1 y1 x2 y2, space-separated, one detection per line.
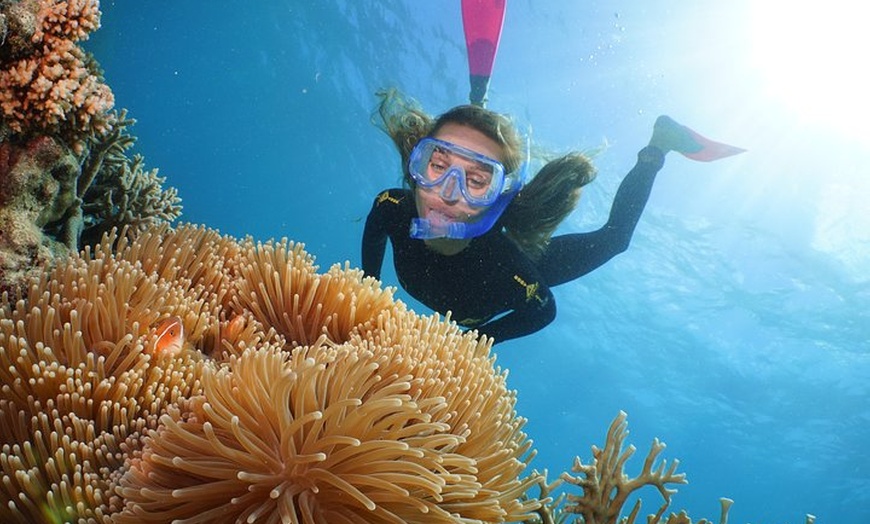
561 411 688 524
1 223 543 523
77 110 182 247
0 0 115 145
528 412 813 524
521 411 714 524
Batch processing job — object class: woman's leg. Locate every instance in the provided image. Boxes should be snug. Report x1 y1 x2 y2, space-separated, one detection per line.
537 145 665 287
536 115 743 287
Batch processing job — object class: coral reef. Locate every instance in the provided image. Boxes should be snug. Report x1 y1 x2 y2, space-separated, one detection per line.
0 223 814 523
1 0 182 292
0 224 540 523
0 112 181 292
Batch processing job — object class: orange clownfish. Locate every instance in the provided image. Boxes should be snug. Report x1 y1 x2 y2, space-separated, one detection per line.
224 314 246 342
153 316 185 356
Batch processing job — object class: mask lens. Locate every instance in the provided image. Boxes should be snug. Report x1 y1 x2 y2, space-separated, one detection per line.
463 164 494 199
425 146 452 182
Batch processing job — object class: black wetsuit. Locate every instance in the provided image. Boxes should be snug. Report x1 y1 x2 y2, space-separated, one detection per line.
362 146 665 343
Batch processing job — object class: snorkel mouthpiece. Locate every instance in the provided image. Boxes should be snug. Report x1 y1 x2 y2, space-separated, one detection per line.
409 186 517 240
409 218 468 240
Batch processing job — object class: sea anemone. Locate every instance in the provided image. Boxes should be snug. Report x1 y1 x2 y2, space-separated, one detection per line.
0 224 540 523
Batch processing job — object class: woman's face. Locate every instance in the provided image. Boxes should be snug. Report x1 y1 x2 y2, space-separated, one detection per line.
413 122 506 227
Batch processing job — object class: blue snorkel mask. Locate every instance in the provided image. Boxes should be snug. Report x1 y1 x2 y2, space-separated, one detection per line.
408 137 529 240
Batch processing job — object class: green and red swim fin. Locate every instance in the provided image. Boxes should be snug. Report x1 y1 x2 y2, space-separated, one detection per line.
680 125 747 162
462 0 506 107
655 115 746 162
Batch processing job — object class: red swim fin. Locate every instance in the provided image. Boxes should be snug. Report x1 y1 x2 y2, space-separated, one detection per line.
462 0 506 107
681 126 747 162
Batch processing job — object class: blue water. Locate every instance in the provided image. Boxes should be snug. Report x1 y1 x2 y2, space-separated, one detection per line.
91 2 869 522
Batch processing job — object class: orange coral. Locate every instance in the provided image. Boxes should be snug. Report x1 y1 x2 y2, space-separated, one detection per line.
0 0 114 140
34 0 102 42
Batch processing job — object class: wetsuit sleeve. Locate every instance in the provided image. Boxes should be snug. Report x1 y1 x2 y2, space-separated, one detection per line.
475 281 557 343
361 192 390 280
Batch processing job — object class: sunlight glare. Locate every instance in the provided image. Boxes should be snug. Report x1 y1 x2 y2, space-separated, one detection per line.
750 2 870 140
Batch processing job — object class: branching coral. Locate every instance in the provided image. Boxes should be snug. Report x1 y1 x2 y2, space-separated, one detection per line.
1 223 542 523
526 412 812 524
78 112 182 247
0 0 114 145
561 411 687 523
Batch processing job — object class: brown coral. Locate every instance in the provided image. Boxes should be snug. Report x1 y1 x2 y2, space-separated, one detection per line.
0 134 80 293
554 412 733 524
562 411 686 523
1 223 542 523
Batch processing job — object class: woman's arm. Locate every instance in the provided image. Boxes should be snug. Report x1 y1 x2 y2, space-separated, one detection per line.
361 199 388 280
361 190 395 280
475 285 557 343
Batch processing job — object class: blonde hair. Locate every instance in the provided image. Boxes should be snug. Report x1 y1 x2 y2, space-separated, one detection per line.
374 89 597 257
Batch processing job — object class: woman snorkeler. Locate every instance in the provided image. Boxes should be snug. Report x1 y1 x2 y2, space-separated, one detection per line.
362 89 744 344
